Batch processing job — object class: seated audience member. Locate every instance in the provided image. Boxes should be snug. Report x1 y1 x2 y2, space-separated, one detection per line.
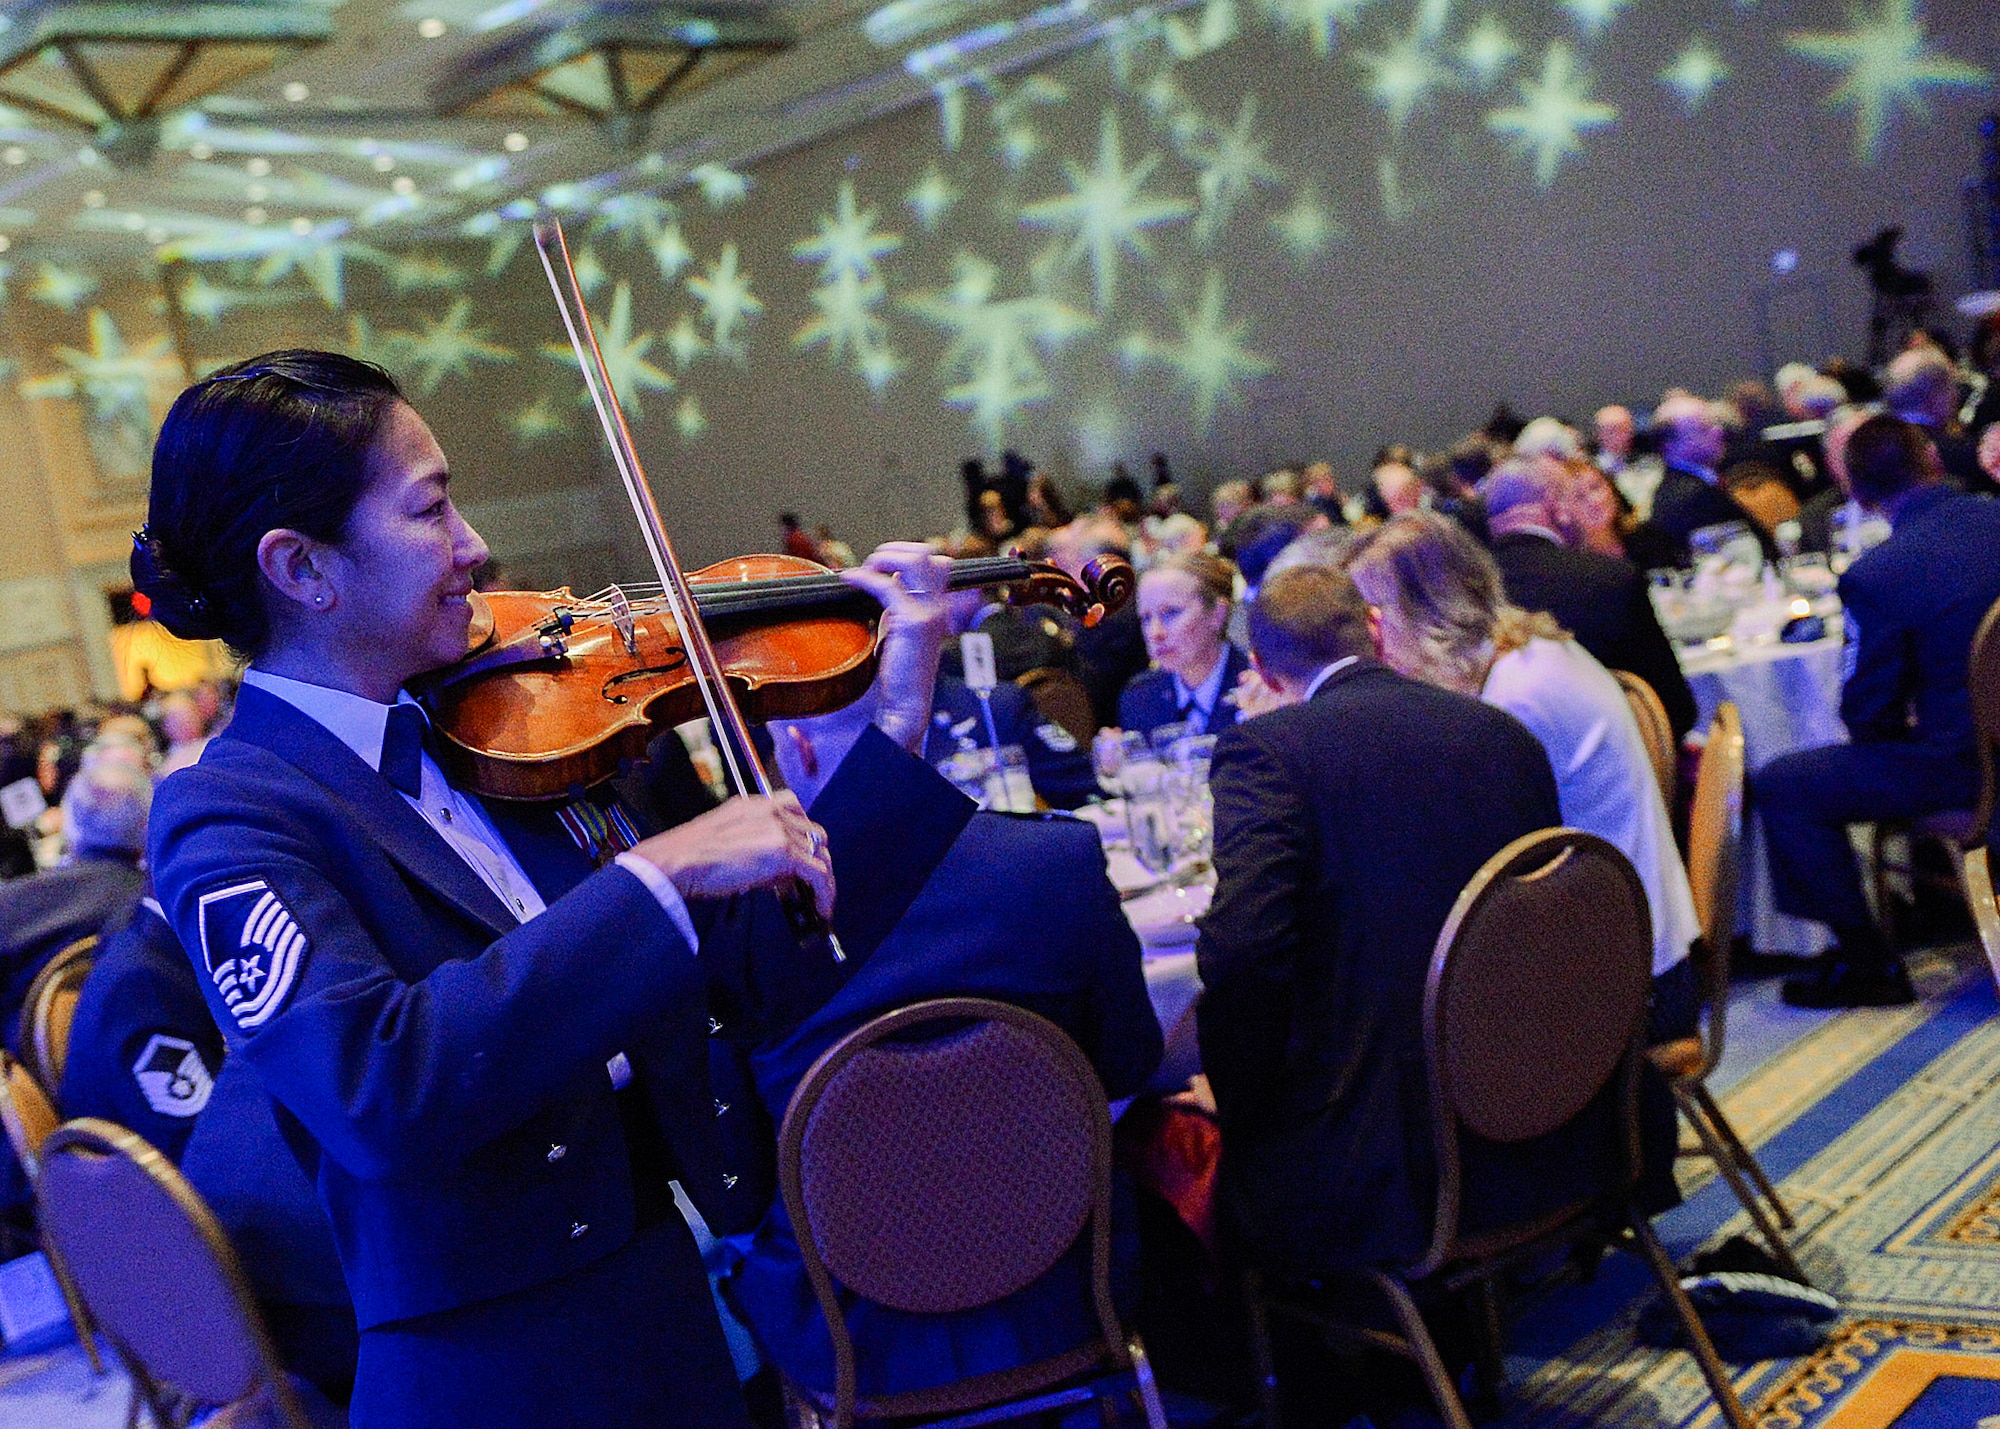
1417 447 1490 544
1301 462 1346 526
155 689 213 778
1481 458 1697 743
1195 565 1563 1276
1969 314 2000 441
1210 479 1255 531
1563 456 1637 560
1118 552 1249 739
60 896 222 1162
0 755 150 1044
1369 457 1425 520
924 674 1095 808
1513 417 1583 462
712 688 1162 1401
1050 518 1147 728
1343 515 1702 1043
1630 393 1778 568
1595 403 1664 516
1796 404 1875 557
1982 424 2000 489
1885 346 1989 493
1757 416 2000 1007
1260 468 1303 506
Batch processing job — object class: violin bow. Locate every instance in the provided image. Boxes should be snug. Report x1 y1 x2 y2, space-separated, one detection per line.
532 218 845 961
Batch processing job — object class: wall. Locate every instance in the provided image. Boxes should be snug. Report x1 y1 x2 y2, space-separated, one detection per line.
0 0 1993 710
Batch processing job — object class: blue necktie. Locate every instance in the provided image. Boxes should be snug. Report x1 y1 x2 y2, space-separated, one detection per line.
380 704 428 798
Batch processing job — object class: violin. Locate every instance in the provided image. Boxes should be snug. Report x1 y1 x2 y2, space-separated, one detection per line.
417 550 1133 802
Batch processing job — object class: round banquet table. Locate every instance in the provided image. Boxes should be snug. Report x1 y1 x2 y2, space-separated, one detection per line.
1072 802 1208 1092
1678 617 1848 957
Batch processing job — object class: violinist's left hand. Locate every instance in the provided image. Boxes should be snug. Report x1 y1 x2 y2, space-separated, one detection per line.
840 542 952 755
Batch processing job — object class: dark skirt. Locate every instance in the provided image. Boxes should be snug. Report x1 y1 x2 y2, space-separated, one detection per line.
349 1218 752 1429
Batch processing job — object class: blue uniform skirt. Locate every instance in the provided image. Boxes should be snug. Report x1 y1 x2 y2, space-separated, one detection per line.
348 1218 752 1429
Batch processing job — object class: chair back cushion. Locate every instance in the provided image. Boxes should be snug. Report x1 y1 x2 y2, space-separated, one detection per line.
38 1122 265 1407
1613 671 1676 809
789 1004 1101 1315
1969 596 2000 747
1687 703 1745 962
0 1055 59 1176
24 937 95 1093
1428 831 1651 1146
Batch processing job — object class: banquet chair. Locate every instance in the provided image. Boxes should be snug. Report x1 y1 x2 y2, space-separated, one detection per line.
1612 670 1677 809
1646 703 1806 1281
1242 829 1750 1429
22 934 97 1095
1958 596 2000 988
36 1118 321 1429
1016 665 1098 746
0 1053 104 1375
775 996 1168 1429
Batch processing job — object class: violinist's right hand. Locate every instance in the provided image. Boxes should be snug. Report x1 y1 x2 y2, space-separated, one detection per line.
631 792 835 919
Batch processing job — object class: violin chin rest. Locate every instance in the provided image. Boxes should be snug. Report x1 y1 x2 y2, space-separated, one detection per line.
464 590 497 652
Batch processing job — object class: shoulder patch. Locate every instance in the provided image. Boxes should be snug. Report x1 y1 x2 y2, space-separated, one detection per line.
197 879 308 1030
1034 722 1079 753
131 1033 214 1118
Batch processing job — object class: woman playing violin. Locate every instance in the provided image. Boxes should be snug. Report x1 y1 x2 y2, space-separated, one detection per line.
134 350 951 1428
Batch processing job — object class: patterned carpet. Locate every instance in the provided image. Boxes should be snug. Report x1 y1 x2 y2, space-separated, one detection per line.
1503 945 2000 1429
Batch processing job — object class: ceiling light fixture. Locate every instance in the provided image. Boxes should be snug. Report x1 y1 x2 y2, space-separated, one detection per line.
283 81 310 103
187 141 213 161
0 0 335 167
244 205 266 224
1 147 22 165
246 157 271 177
82 188 104 207
371 153 395 172
503 131 528 152
289 215 311 234
246 183 268 201
391 175 416 196
0 236 13 253
418 17 447 39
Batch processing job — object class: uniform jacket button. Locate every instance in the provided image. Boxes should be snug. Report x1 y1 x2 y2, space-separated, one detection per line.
713 1100 729 1117
547 1144 567 1162
722 1173 738 1189
570 1222 589 1239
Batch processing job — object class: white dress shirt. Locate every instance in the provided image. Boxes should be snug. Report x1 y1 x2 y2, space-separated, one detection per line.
1481 639 1700 977
240 668 696 951
1301 656 1359 702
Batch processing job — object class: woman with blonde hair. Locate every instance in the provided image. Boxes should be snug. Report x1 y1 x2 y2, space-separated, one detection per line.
1342 514 1700 1054
1116 549 1249 738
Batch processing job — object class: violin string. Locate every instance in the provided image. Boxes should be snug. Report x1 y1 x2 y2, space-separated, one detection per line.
534 221 763 799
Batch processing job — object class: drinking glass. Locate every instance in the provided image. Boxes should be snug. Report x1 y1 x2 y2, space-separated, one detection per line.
1149 721 1191 756
1093 730 1147 797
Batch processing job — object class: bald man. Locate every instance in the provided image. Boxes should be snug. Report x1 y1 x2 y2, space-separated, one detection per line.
1629 394 1777 568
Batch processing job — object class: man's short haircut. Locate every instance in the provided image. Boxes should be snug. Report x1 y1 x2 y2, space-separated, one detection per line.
1248 566 1374 682
1478 456 1563 522
61 757 151 857
1845 413 1938 508
1883 349 1955 426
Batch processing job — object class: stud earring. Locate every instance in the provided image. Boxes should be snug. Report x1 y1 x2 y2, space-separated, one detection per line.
314 594 326 606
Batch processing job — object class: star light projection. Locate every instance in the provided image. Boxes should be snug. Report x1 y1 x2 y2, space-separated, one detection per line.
1787 0 1989 164
1487 41 1619 187
902 253 1093 443
1 0 1980 476
1129 270 1274 435
541 282 676 418
1020 112 1194 311
792 182 905 392
27 310 183 482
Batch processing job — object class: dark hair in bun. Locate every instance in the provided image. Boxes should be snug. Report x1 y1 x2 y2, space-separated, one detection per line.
134 350 405 656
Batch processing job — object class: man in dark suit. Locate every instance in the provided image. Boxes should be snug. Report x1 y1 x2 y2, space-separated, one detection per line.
1482 458 1698 743
60 897 222 1162
1757 416 2000 1007
1630 394 1778 569
713 694 1162 1400
1885 347 1989 492
1196 566 1562 1275
0 756 151 1044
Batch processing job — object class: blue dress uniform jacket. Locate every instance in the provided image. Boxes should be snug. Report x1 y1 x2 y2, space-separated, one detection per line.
706 737 1163 1398
148 684 744 1332
924 675 1096 809
1117 645 1251 740
60 899 223 1163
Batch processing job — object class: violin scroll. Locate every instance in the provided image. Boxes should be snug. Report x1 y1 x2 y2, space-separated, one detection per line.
1000 552 1136 628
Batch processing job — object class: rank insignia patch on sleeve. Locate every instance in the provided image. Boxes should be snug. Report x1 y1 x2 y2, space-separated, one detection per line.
197 879 307 1030
130 1033 214 1118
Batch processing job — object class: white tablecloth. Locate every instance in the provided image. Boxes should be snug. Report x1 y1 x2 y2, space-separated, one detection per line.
1679 623 1847 956
1075 800 1208 1090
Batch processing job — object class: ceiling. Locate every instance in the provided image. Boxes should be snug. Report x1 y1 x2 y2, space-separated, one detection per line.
0 0 1172 265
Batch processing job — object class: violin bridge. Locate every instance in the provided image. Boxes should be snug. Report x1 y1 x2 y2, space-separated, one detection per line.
606 586 640 658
